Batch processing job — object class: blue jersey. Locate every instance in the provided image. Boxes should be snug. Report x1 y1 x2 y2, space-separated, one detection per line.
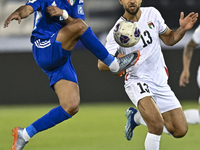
26 0 85 43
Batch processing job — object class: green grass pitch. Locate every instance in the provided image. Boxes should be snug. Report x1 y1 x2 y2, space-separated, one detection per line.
1 101 200 150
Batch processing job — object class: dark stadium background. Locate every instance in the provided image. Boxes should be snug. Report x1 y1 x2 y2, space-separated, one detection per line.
0 0 199 104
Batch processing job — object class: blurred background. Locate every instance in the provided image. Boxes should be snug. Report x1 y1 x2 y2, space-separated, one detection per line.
0 0 199 105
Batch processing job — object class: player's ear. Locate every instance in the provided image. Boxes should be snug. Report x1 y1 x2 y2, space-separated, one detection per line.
119 0 123 5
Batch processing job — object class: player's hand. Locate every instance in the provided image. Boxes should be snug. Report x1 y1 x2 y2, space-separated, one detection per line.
46 6 63 17
179 70 190 87
4 13 21 28
179 12 198 31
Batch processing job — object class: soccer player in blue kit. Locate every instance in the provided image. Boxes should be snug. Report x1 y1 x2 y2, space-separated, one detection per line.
4 0 140 149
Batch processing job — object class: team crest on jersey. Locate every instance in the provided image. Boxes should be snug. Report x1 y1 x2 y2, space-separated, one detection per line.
68 0 75 6
148 21 155 29
27 0 37 3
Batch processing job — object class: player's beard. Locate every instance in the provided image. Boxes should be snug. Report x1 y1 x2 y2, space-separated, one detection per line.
126 6 140 16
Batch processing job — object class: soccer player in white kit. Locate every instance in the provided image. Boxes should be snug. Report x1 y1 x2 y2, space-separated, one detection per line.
98 0 198 149
180 24 200 124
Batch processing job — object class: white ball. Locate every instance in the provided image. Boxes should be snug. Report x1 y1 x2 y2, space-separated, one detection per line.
113 21 141 47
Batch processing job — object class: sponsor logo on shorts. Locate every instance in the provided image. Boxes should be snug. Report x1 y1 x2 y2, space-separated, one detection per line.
35 39 51 48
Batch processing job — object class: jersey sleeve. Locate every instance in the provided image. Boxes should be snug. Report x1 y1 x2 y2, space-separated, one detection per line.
71 0 85 20
105 28 120 56
153 7 168 35
192 25 200 45
26 0 41 11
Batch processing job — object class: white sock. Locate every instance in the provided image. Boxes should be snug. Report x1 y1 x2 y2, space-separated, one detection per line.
108 58 120 73
145 132 161 150
134 111 171 135
134 111 144 125
184 109 200 124
22 128 31 142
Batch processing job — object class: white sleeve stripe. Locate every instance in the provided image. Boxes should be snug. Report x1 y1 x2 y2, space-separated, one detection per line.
160 26 168 35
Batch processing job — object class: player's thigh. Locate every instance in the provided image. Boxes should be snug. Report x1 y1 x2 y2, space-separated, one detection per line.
162 107 188 138
56 19 88 50
125 79 164 133
54 79 80 114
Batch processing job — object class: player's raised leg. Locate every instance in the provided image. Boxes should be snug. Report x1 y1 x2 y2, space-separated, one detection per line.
56 19 140 75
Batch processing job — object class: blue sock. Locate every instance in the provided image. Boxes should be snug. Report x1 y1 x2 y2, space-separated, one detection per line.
26 106 71 138
80 27 115 66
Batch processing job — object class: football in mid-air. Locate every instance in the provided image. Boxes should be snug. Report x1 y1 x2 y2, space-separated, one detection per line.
113 21 141 47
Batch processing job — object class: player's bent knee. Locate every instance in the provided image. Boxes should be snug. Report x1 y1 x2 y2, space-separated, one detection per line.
69 99 80 115
148 122 164 135
71 19 88 35
64 104 79 116
172 126 188 138
68 106 79 116
60 97 80 116
147 118 164 135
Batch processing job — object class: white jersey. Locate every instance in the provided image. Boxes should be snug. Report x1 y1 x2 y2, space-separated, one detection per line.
192 25 200 45
105 7 169 86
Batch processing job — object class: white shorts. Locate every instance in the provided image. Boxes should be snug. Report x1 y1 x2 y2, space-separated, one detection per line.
124 78 182 113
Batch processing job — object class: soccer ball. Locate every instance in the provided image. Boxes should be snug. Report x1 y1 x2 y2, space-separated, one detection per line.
113 21 141 47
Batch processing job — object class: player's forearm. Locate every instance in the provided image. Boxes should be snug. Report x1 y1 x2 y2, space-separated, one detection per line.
182 44 193 71
64 15 74 24
167 27 186 46
13 5 33 19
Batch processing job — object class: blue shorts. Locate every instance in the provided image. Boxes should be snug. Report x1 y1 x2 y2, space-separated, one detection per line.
32 32 78 89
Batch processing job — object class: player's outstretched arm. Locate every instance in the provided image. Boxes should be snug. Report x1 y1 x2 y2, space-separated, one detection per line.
179 39 198 87
160 12 198 46
4 5 34 28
